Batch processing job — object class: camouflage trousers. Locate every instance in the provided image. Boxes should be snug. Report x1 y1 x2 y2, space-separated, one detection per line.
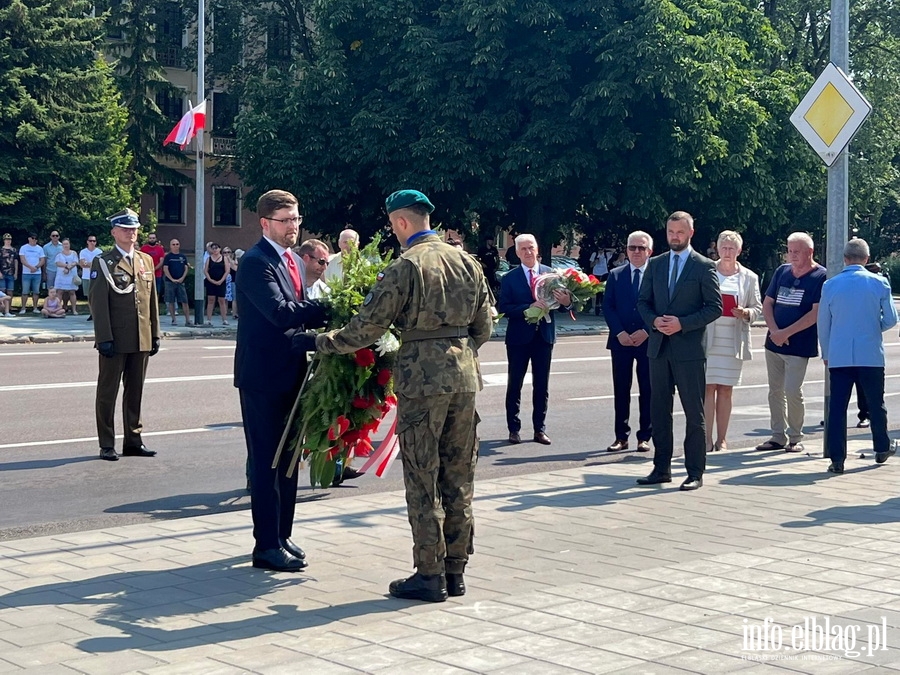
397 391 479 575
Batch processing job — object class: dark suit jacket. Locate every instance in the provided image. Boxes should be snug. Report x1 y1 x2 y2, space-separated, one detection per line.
498 264 557 346
603 264 648 351
637 249 721 360
233 238 322 393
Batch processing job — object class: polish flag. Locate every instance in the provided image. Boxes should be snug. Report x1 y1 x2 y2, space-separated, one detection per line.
163 100 207 149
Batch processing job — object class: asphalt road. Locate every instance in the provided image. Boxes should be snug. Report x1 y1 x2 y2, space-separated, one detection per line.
2 331 899 540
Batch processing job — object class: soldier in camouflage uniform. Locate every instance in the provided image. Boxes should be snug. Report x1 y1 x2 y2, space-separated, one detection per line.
308 190 493 603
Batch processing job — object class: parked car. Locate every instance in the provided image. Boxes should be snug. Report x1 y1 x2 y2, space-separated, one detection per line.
495 256 583 283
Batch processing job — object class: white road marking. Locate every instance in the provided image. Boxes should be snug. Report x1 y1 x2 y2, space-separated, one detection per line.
0 425 241 450
0 351 63 357
0 373 232 393
202 346 235 350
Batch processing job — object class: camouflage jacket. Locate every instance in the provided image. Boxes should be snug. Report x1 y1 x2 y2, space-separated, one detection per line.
315 232 493 396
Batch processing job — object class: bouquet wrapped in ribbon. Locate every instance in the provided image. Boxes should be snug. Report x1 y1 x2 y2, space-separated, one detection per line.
523 268 603 324
277 238 402 488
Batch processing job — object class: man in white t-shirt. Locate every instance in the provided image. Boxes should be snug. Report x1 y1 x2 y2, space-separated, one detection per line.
324 229 359 283
79 235 102 320
298 238 331 300
18 234 45 313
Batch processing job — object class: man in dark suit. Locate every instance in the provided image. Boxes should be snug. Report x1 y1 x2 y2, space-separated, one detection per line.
603 230 654 453
637 211 721 490
498 234 571 445
234 189 327 572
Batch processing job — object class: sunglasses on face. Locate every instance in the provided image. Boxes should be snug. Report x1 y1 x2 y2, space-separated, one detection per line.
627 245 648 252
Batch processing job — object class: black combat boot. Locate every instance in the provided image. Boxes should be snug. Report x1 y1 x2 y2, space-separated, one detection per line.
388 572 448 603
446 572 466 597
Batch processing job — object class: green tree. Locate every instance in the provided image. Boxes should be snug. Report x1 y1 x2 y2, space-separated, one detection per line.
0 0 136 241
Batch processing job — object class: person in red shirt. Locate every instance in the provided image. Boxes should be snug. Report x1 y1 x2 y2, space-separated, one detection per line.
140 233 166 298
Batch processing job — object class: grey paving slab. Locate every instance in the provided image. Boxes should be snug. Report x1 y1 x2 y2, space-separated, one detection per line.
4 439 900 672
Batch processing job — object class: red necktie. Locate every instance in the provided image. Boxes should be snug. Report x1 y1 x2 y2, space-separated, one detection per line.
283 251 303 300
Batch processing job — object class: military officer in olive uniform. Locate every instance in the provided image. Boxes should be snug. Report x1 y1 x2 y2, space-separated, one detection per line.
89 209 161 461
298 190 493 603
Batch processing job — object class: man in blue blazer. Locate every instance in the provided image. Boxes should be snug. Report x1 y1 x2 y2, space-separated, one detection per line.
234 190 328 572
637 212 721 491
498 234 571 445
603 230 654 453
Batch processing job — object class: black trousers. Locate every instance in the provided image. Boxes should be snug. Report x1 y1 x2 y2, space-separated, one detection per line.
96 351 149 449
649 349 707 478
505 337 553 434
240 389 299 551
610 346 652 442
827 367 889 463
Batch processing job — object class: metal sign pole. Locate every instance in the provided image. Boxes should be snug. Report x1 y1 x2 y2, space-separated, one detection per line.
193 0 206 326
823 0 850 458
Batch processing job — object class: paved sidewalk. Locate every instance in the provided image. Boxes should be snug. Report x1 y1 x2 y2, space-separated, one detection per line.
0 311 611 345
2 438 900 673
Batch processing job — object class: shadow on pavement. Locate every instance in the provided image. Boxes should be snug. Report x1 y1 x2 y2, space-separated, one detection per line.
0 556 400 654
105 489 330 520
782 495 900 529
0 456 98 472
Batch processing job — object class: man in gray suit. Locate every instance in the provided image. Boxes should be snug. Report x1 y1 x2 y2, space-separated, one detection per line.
637 211 721 490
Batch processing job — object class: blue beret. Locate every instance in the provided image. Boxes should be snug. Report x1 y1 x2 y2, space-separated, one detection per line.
385 190 434 214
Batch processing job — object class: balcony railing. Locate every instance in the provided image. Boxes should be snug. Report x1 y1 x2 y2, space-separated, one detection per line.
212 136 236 157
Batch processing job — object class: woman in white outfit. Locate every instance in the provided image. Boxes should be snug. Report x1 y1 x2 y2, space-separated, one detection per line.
704 230 762 452
53 238 80 315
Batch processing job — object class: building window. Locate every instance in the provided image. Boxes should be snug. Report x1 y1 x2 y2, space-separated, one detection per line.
214 187 240 227
156 2 185 68
212 92 238 137
158 185 184 224
156 90 183 124
211 5 241 72
266 17 292 65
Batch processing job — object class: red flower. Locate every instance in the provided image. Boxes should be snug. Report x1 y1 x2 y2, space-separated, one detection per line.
376 368 392 386
328 415 350 441
352 394 375 409
563 268 577 277
326 447 340 461
588 274 600 284
354 348 376 368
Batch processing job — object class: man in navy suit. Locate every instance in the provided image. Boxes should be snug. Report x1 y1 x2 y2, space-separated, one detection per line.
498 234 571 445
234 190 328 572
637 211 721 491
603 230 654 453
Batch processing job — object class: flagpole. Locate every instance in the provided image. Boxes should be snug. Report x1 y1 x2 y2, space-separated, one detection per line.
193 0 206 325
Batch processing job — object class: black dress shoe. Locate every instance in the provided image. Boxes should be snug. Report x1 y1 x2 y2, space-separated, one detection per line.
534 431 552 445
446 572 465 597
281 538 307 560
252 547 307 572
636 472 671 485
122 444 156 457
607 439 628 452
99 447 118 461
332 464 366 487
508 432 521 444
876 447 896 464
636 441 651 452
680 476 703 491
827 462 844 474
389 572 447 603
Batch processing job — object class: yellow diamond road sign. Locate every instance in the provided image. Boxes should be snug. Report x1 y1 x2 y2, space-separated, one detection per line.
790 63 872 167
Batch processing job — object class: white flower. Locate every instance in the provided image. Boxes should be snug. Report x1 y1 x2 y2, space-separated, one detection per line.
375 331 400 355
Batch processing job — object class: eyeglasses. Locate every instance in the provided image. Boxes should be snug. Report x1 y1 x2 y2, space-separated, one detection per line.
51 234 59 237
627 245 648 252
222 250 232 254
304 255 328 265
267 216 303 225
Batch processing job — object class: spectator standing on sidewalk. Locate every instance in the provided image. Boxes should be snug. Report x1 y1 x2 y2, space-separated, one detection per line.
818 238 898 474
79 235 102 305
0 234 18 298
163 239 191 326
755 233 826 454
203 243 230 325
42 230 62 291
18 234 44 313
53 238 80 315
140 233 166 298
